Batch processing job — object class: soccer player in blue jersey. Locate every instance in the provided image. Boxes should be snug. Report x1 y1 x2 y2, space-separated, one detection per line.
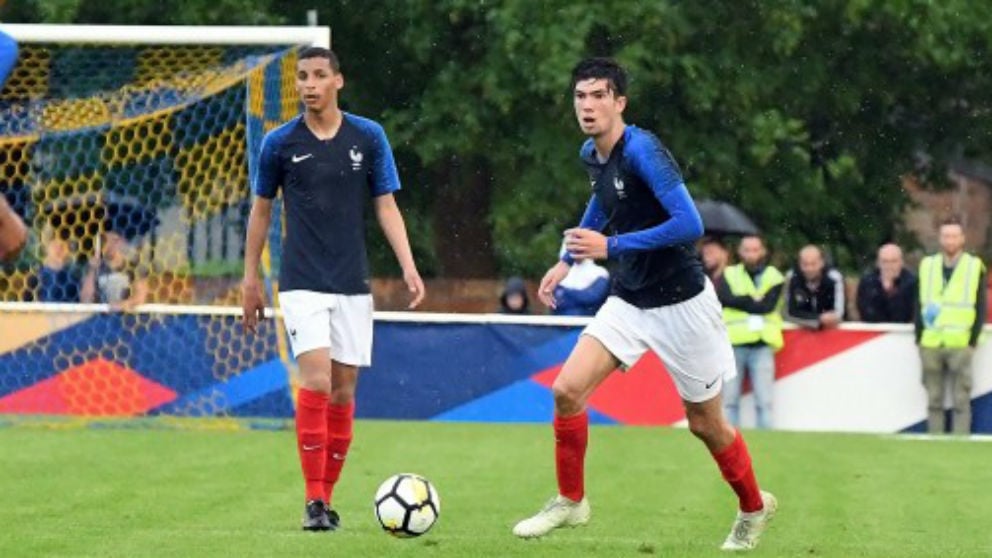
0 27 27 263
512 58 777 551
241 47 425 532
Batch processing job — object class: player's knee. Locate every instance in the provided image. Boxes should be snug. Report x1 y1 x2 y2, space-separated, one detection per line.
686 413 720 441
330 385 355 405
552 380 584 414
299 375 331 394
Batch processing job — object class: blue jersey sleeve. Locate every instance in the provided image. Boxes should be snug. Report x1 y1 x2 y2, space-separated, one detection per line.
0 29 19 85
561 194 608 264
253 131 282 199
609 134 702 255
368 123 401 197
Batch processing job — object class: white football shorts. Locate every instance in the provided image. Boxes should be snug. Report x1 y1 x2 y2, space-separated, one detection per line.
277 290 374 366
582 279 737 403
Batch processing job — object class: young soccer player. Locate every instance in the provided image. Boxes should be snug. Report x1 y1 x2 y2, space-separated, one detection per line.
241 47 425 531
512 58 777 551
0 28 27 263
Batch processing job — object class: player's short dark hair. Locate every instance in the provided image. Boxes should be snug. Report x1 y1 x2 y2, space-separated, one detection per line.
298 46 340 73
571 57 628 97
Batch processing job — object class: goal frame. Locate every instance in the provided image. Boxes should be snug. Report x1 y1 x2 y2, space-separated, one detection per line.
0 23 329 48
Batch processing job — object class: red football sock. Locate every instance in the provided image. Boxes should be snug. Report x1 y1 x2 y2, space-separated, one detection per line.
296 388 329 503
554 410 588 502
324 401 354 505
712 430 763 512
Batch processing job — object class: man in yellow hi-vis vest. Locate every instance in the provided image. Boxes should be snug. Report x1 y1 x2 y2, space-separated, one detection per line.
916 218 987 434
716 235 784 429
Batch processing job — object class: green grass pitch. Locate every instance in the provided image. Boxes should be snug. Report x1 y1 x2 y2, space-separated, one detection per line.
1 421 990 557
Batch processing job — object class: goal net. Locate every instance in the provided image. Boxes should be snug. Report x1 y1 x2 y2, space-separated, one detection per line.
0 25 326 423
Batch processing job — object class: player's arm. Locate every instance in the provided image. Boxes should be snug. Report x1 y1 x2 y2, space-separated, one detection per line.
242 134 280 333
564 141 702 259
373 194 424 309
369 123 425 309
608 139 702 255
0 28 18 86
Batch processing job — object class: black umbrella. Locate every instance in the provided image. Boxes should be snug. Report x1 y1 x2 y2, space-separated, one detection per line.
694 199 760 236
42 192 159 241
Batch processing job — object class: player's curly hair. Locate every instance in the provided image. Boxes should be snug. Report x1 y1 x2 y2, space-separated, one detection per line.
570 57 628 97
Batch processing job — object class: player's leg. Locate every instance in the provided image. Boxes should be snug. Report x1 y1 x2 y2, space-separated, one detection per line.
512 335 619 538
919 347 945 434
723 346 747 427
280 291 334 531
514 297 647 539
324 360 357 527
647 281 774 550
948 349 974 435
322 294 374 528
684 395 776 551
750 346 775 430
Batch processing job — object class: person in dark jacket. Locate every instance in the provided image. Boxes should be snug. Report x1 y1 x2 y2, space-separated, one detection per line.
856 243 916 323
783 244 844 330
500 276 531 314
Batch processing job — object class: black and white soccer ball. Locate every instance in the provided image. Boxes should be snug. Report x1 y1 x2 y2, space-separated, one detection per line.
373 473 441 538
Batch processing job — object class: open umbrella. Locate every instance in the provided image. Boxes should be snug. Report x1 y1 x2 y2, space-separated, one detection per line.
694 199 760 236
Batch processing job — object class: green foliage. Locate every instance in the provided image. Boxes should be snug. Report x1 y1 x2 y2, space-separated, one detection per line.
6 0 992 276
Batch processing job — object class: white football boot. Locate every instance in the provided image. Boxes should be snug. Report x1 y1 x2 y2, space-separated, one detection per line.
721 491 778 551
512 495 591 538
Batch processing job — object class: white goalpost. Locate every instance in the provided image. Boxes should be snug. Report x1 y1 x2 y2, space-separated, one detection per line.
1 23 329 47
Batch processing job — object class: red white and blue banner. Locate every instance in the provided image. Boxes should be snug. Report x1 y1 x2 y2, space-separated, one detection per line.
1 304 990 433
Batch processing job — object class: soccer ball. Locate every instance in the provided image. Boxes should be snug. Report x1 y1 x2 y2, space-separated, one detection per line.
373 473 441 538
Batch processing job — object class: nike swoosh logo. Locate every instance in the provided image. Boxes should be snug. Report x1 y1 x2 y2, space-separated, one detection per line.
704 379 718 389
292 154 313 163
331 453 345 461
302 444 322 451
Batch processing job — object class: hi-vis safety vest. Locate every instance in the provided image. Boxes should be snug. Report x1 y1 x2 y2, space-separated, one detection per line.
919 253 984 348
721 264 785 350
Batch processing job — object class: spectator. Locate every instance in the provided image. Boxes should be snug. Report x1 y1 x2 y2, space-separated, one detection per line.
499 276 530 315
717 235 784 429
38 237 81 302
80 231 149 311
916 218 987 434
700 235 730 285
856 243 916 323
552 259 610 316
783 244 844 329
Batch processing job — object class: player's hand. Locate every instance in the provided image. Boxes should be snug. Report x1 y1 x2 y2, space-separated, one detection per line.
241 277 266 334
564 228 609 260
538 261 571 309
403 267 426 309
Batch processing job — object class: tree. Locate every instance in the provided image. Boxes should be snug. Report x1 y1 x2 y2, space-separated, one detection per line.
6 0 992 276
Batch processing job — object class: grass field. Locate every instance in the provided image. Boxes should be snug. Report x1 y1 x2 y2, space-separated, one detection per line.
1 421 991 557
